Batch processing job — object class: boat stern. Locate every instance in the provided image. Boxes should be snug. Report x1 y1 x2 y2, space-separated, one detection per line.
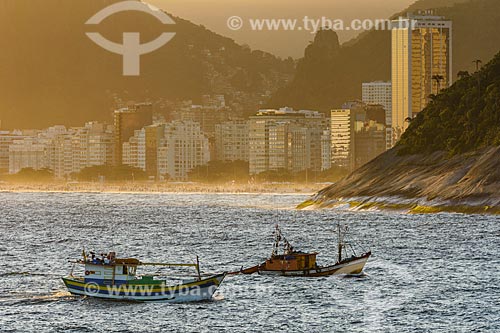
335 252 371 275
206 272 227 296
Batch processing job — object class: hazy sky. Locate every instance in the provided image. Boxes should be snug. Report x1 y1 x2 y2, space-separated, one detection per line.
148 0 416 58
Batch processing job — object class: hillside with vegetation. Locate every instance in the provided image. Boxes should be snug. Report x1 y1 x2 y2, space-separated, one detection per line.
299 51 500 214
269 0 500 112
398 53 500 155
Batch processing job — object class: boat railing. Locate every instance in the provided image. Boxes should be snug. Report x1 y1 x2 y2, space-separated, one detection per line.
71 256 203 280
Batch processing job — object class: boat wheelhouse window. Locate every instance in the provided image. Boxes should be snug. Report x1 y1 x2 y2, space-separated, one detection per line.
123 266 128 275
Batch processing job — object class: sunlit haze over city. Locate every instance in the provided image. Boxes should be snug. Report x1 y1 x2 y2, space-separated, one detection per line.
0 0 499 331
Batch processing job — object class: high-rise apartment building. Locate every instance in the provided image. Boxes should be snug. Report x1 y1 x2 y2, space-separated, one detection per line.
391 13 452 143
172 104 231 140
8 123 113 178
158 120 210 181
51 122 114 178
354 121 386 169
9 126 66 174
0 131 25 172
114 103 153 165
330 109 353 170
331 102 387 171
122 121 211 181
51 132 74 178
362 82 392 116
144 124 165 179
85 122 114 168
362 81 393 149
122 129 146 171
214 120 249 162
9 138 48 174
321 130 331 171
248 108 328 175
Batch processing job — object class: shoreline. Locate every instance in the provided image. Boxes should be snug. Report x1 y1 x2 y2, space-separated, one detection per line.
0 182 326 195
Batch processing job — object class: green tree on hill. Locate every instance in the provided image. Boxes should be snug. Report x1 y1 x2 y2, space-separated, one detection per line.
398 51 500 155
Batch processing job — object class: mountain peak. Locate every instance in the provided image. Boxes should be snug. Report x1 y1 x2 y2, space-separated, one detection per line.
269 0 500 111
305 29 340 60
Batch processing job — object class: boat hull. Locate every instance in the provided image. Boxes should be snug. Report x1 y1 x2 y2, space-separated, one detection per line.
62 273 226 303
257 253 370 277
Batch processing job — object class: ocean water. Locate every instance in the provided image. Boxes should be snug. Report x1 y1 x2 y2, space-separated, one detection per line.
0 192 498 332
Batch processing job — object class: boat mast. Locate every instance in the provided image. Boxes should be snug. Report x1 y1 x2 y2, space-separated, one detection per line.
196 256 201 281
337 223 343 263
272 224 281 256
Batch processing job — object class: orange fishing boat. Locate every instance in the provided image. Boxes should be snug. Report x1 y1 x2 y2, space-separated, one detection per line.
231 224 371 277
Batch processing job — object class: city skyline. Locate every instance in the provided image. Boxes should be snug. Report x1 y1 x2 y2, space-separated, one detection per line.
0 0 497 185
0 7 465 184
0 99 390 182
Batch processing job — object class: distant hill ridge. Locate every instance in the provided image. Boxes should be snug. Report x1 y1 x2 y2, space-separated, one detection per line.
0 0 294 129
269 0 500 112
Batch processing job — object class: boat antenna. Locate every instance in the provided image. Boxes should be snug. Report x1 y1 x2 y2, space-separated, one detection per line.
196 256 202 281
272 224 282 256
283 236 293 255
337 223 343 263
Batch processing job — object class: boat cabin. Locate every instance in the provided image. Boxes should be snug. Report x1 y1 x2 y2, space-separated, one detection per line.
267 225 319 271
265 252 318 271
83 257 140 286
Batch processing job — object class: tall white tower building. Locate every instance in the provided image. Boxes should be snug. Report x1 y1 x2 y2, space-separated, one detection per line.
391 13 452 143
362 81 392 149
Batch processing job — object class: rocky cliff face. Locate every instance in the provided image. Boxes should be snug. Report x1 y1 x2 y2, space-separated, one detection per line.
300 49 500 215
300 146 500 214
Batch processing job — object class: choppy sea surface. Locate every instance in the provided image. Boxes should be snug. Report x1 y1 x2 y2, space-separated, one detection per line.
0 192 498 332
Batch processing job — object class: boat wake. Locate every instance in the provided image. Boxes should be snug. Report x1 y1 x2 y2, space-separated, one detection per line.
0 290 76 306
212 292 225 301
0 271 61 278
337 271 369 279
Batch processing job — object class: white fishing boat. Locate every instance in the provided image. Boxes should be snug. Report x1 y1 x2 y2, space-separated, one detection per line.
62 251 226 302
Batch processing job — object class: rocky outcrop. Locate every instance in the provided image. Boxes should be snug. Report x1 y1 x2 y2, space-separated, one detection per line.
300 146 500 214
300 49 500 215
